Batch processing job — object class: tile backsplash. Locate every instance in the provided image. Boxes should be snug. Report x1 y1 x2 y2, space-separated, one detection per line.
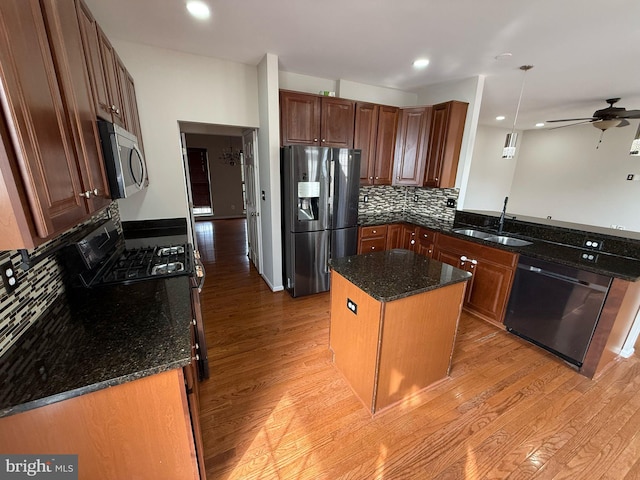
359 185 458 221
0 203 120 357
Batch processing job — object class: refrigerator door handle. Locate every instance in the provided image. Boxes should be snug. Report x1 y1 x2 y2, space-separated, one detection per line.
328 158 335 228
326 235 332 274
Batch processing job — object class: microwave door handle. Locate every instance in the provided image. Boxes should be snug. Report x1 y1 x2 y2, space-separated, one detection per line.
130 145 146 187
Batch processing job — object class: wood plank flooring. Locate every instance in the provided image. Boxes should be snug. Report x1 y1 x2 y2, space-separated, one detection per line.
195 218 640 480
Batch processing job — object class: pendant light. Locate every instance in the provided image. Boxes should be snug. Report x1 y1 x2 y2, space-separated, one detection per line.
502 65 534 159
630 123 640 156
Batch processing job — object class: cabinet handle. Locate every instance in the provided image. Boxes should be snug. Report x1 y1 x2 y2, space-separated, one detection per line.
92 188 100 196
435 177 439 182
396 176 400 179
369 176 374 180
192 319 196 326
371 246 376 250
410 239 415 245
460 255 468 261
372 230 377 233
471 259 478 265
322 138 326 142
314 138 318 142
375 176 379 179
79 191 91 198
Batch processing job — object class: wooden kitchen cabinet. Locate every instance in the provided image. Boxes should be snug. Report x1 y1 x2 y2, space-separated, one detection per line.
385 223 403 250
424 101 468 188
354 102 399 185
0 0 107 250
96 26 126 127
435 234 517 326
358 225 388 254
416 227 437 258
0 369 203 479
392 106 431 186
123 70 145 153
280 90 355 147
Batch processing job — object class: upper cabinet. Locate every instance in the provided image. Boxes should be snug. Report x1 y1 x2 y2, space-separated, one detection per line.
354 103 399 186
0 0 104 249
280 91 355 147
0 0 144 250
392 106 431 186
424 101 468 188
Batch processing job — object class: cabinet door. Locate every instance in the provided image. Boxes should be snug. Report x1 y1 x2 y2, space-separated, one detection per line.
0 0 88 239
123 70 144 154
393 107 430 186
97 26 125 127
424 101 468 188
385 223 402 250
320 97 354 148
416 227 436 258
373 105 399 185
75 0 112 122
43 0 111 211
400 224 418 251
354 102 378 185
280 91 321 145
465 259 513 324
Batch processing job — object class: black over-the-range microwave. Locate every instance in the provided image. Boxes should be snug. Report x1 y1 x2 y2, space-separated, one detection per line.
97 120 148 199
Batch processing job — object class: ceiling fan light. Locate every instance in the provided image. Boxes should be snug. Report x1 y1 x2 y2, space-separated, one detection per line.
592 119 621 131
630 123 640 156
502 132 518 159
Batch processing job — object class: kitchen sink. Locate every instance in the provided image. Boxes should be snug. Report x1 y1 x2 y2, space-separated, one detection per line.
452 228 495 239
485 235 533 247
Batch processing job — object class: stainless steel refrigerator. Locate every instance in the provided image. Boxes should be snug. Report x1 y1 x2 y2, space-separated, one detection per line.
282 146 361 297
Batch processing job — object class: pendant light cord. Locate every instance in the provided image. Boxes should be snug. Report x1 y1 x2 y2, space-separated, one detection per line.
510 65 533 135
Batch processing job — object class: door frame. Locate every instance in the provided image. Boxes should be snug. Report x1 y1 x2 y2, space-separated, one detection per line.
243 129 263 275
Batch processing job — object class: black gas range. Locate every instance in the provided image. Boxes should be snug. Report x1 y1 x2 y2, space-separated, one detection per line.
62 219 194 288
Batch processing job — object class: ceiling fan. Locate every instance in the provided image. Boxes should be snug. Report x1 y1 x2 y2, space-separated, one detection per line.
546 98 640 131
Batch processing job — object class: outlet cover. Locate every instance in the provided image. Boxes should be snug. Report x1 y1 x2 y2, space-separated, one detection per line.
446 198 456 208
1 261 18 293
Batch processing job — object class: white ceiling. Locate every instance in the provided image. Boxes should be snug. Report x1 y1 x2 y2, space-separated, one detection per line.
85 0 640 130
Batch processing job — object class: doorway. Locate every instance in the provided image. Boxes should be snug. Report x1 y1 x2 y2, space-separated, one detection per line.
187 147 213 215
178 121 262 274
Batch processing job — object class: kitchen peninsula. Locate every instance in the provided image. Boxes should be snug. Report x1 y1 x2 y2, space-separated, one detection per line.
329 249 471 414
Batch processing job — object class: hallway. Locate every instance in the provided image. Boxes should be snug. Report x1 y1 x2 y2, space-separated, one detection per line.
194 218 640 480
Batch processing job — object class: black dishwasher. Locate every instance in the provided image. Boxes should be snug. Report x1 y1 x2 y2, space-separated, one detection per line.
504 255 612 367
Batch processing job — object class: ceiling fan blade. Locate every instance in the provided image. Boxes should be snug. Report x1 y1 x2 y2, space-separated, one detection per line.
617 110 640 118
546 117 597 123
549 120 595 130
616 119 630 127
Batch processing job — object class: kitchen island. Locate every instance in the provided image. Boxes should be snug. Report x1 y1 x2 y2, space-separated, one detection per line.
329 249 471 414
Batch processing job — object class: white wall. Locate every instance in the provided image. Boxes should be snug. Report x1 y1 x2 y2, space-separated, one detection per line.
278 71 337 95
509 122 640 232
111 40 259 222
337 79 417 107
464 124 520 211
257 53 283 291
415 76 485 207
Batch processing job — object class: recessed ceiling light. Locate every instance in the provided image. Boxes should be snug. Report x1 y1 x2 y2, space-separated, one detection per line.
494 52 513 61
413 58 430 69
496 116 506 121
187 0 210 19
535 123 545 127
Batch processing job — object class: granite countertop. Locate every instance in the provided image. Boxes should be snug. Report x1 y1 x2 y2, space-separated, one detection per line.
330 249 471 302
0 276 192 418
358 211 640 281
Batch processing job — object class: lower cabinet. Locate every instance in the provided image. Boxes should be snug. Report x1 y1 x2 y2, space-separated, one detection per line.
0 369 205 479
434 234 517 326
358 223 437 258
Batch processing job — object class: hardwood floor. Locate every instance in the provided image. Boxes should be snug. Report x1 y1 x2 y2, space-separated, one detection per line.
195 218 640 480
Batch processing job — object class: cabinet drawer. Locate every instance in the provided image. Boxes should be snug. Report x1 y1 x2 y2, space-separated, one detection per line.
360 225 388 239
360 237 387 253
438 234 517 267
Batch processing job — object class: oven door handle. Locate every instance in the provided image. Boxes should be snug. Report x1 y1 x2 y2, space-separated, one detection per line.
194 251 206 293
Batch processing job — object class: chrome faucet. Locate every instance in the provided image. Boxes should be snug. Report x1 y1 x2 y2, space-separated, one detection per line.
498 196 508 234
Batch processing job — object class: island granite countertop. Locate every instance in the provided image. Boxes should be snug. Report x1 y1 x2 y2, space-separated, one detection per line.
0 276 192 418
330 249 471 302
